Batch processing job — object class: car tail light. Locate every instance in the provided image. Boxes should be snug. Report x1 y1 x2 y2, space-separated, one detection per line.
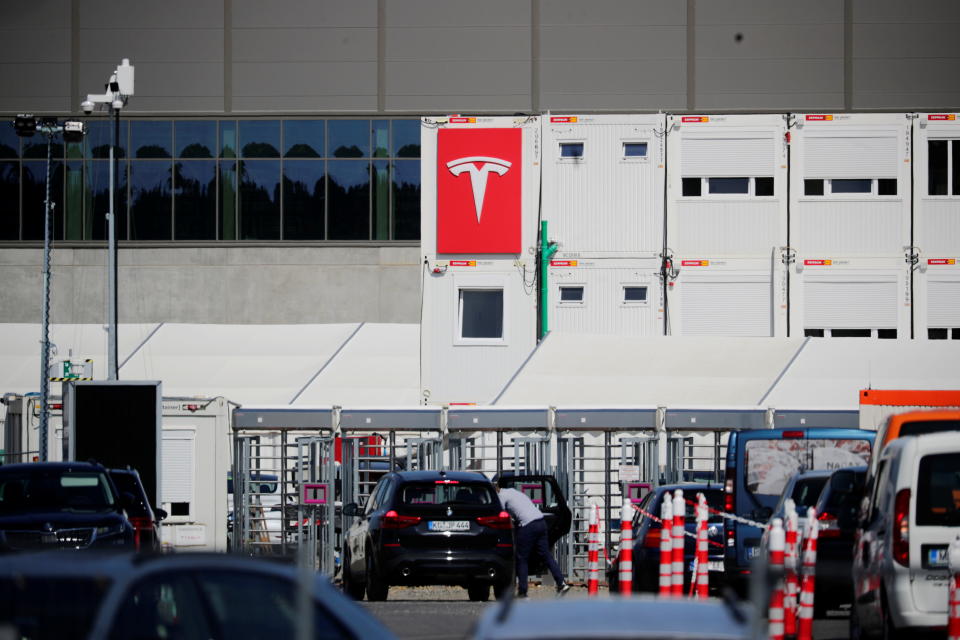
435 479 459 484
128 516 151 552
382 510 421 529
642 527 661 549
477 511 512 530
781 430 804 439
724 477 735 513
817 512 840 539
893 489 910 567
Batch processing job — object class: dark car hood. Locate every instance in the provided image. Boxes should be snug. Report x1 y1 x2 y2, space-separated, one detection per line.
0 510 125 530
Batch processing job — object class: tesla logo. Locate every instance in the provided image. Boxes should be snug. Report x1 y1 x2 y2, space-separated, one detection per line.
437 128 521 254
446 156 512 222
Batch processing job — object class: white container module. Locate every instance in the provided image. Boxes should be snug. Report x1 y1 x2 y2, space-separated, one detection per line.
667 256 786 337
915 258 960 340
667 114 788 260
790 258 911 339
420 116 541 405
542 114 666 258
790 113 911 259
548 258 663 336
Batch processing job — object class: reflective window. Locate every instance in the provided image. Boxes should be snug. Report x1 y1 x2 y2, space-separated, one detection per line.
130 161 173 239
64 161 84 240
239 120 280 158
460 289 504 339
220 121 237 158
283 160 325 240
373 120 389 158
0 126 20 158
831 179 871 194
86 160 128 240
392 160 420 240
327 160 369 240
239 160 280 239
708 177 749 194
623 142 647 157
372 160 389 240
559 142 584 158
131 121 172 158
392 120 421 158
328 120 368 158
176 121 216 158
22 133 64 160
22 161 64 240
283 120 323 158
175 161 217 240
85 121 127 159
219 161 237 239
0 161 18 239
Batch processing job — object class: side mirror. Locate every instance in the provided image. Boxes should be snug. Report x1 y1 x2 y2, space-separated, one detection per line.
154 508 168 522
342 502 360 517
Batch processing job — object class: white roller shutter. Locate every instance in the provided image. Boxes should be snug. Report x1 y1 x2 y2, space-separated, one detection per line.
680 278 772 336
681 136 774 177
803 135 898 178
804 278 898 328
928 280 960 326
162 429 195 505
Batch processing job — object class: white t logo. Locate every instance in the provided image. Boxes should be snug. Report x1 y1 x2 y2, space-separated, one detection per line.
446 156 512 222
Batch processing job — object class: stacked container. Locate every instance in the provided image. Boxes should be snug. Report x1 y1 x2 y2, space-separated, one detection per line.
419 116 542 405
541 114 667 336
913 113 960 341
666 114 789 336
789 114 912 339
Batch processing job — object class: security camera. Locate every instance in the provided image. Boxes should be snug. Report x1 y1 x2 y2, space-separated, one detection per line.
81 100 94 114
111 99 124 111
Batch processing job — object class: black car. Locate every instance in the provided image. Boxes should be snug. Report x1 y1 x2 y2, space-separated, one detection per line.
0 462 136 552
341 470 514 601
108 468 167 552
812 465 867 616
608 483 725 594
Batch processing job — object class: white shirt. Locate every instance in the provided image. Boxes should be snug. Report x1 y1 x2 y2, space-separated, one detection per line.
498 487 544 527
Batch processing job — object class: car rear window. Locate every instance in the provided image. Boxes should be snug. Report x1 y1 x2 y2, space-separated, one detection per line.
0 576 111 640
824 470 866 511
646 489 723 523
899 420 960 437
399 482 496 506
791 476 829 509
744 439 872 497
916 452 960 526
109 473 150 517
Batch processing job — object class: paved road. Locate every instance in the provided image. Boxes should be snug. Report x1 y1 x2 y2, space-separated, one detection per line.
360 585 851 640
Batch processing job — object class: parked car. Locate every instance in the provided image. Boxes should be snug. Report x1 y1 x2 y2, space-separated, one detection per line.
722 428 875 593
107 468 166 552
758 469 833 559
812 465 867 616
607 483 725 594
471 594 754 640
342 470 515 601
851 432 960 640
0 462 135 552
0 550 395 639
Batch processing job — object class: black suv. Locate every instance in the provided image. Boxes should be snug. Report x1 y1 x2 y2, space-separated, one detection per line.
108 468 166 552
0 462 135 552
342 470 514 601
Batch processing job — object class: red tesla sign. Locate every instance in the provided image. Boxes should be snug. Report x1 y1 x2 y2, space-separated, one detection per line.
437 128 522 254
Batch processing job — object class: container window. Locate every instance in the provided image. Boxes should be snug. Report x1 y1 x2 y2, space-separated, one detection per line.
623 142 648 158
559 286 584 302
804 179 824 196
708 177 749 194
954 141 960 195
459 289 504 339
929 140 948 195
623 286 647 302
877 179 897 196
929 328 949 340
559 142 584 159
804 328 825 337
830 328 872 337
830 179 871 194
755 177 774 196
877 329 898 339
682 177 701 197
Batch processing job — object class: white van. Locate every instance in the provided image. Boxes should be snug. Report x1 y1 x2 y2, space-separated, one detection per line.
850 431 960 639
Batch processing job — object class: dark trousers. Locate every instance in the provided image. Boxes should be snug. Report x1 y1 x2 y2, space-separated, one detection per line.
515 518 564 594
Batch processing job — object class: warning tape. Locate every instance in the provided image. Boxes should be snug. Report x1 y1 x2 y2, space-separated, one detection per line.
631 503 724 548
684 497 769 531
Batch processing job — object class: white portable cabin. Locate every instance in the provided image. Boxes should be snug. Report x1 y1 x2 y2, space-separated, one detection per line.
420 116 541 405
790 113 913 339
542 114 666 258
665 114 789 337
913 113 960 341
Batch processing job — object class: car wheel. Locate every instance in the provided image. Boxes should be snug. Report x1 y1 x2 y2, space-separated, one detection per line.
493 579 513 601
365 552 389 601
342 551 366 600
467 582 490 602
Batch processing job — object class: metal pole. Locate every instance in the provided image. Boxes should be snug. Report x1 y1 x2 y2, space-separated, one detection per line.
107 106 119 380
38 133 54 462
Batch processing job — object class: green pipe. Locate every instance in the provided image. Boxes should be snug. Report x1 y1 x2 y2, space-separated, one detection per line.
539 220 558 340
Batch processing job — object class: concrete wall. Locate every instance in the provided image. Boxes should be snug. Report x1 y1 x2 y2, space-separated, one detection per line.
0 246 421 323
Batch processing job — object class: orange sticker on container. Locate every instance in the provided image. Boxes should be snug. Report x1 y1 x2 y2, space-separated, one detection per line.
681 260 709 266
928 258 956 265
449 260 476 267
681 116 709 123
804 259 832 266
550 116 578 123
805 115 834 121
550 260 578 267
449 117 476 124
928 114 956 121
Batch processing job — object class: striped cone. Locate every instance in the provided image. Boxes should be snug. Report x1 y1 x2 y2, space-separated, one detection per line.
797 508 819 640
768 518 786 640
671 489 685 596
783 499 799 638
587 505 600 596
695 492 710 599
948 536 960 640
618 502 633 596
659 495 673 596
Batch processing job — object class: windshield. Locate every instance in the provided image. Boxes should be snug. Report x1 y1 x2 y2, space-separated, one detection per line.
745 439 871 498
399 482 496 506
0 469 116 514
791 476 829 509
916 453 960 526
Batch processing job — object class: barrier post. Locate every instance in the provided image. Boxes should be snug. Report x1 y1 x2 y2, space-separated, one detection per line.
768 518 786 640
797 508 819 640
659 495 673 596
671 489 685 596
783 499 799 638
948 535 960 640
618 502 633 596
587 505 600 596
695 492 709 598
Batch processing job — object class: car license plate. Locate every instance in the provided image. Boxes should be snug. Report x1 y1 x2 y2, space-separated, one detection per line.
708 561 724 572
927 547 948 568
746 546 760 559
428 520 469 532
